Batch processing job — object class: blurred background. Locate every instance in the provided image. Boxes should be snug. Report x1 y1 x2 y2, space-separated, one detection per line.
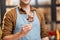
0 0 60 40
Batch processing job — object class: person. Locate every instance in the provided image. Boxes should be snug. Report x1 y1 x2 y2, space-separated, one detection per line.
2 0 49 40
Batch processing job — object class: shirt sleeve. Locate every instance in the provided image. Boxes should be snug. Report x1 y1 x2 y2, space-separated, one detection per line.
40 9 49 38
36 8 49 38
2 11 13 38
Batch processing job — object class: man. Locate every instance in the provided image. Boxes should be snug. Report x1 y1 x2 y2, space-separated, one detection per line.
2 0 49 40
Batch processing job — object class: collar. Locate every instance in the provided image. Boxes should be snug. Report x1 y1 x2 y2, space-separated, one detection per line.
18 4 36 14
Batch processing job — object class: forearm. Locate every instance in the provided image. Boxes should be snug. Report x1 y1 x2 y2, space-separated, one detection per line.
42 37 49 40
2 32 22 40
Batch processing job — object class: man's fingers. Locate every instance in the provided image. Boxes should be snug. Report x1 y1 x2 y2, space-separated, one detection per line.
23 25 32 32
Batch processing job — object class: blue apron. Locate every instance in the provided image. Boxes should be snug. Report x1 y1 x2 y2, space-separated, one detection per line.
13 7 41 40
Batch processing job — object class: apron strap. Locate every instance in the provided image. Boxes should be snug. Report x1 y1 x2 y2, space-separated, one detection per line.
16 6 20 15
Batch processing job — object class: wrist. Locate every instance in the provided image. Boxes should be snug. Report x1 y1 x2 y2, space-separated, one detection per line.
14 32 23 39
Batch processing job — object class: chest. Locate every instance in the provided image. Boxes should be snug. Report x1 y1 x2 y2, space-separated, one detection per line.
16 11 40 29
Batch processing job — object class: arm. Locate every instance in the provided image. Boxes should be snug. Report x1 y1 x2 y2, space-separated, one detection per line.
2 10 32 40
2 32 23 40
2 11 22 40
36 8 49 40
39 8 49 40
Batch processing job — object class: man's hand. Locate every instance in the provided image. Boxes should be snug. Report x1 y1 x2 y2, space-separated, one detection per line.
20 24 32 37
42 37 49 40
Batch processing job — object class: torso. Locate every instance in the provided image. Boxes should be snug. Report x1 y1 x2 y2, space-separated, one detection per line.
13 7 41 40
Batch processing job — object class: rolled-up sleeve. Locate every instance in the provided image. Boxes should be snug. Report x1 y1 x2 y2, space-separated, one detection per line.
36 8 49 38
2 11 13 38
39 9 49 38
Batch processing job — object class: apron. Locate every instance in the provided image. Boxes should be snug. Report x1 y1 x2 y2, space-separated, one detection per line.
13 7 41 40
